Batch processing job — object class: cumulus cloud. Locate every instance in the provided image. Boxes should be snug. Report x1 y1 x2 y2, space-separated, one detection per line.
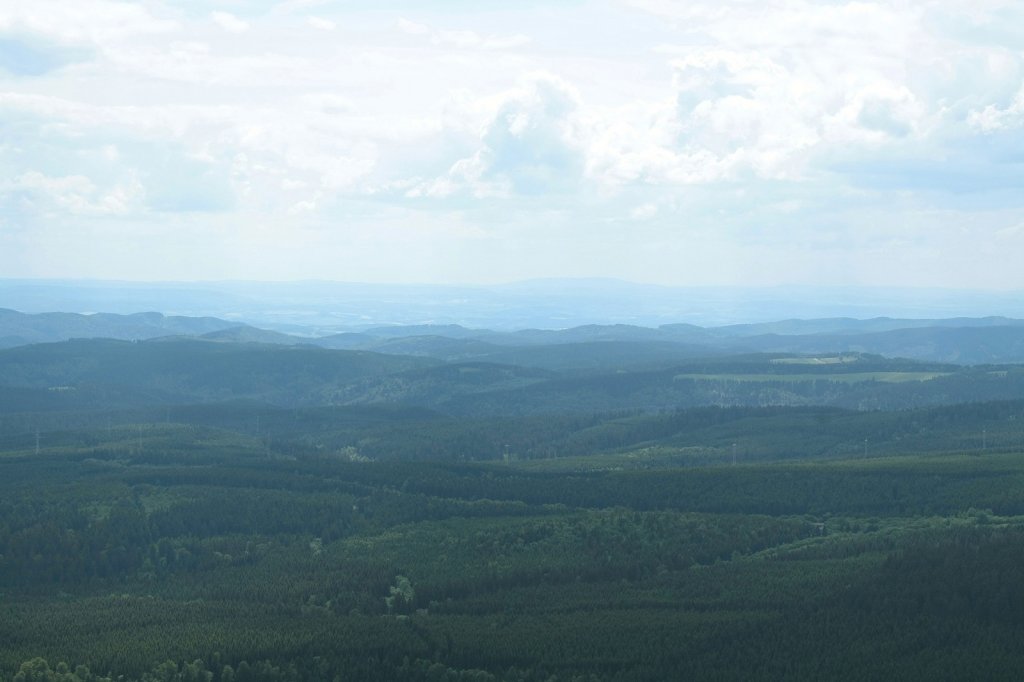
3 0 1024 286
0 92 239 216
578 1 1024 190
10 170 142 216
409 75 585 198
969 86 1024 131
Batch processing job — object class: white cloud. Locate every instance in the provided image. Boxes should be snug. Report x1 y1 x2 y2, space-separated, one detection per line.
12 170 142 216
409 74 585 198
396 17 530 50
629 202 658 220
306 16 335 31
580 1 1024 189
396 18 431 37
288 199 317 213
210 11 250 34
102 42 312 88
3 0 1024 287
995 221 1024 239
969 86 1024 131
0 0 177 44
436 30 530 50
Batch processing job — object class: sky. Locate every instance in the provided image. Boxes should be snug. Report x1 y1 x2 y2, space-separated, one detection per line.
1 0 1023 288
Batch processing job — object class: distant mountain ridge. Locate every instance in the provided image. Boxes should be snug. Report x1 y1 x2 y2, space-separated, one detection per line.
306 319 1024 365
5 308 1024 364
0 308 240 349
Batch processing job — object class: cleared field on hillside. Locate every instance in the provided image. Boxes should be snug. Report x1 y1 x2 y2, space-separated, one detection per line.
673 371 948 383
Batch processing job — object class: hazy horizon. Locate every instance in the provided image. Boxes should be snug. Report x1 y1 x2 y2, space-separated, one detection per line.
4 277 1024 330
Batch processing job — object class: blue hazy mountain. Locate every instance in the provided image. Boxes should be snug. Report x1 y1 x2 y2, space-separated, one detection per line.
0 308 238 349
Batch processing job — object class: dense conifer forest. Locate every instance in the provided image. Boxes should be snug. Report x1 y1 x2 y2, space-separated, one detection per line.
3 325 1024 680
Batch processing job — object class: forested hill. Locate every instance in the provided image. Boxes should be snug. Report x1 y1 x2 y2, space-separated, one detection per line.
3 336 1024 416
0 338 437 407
